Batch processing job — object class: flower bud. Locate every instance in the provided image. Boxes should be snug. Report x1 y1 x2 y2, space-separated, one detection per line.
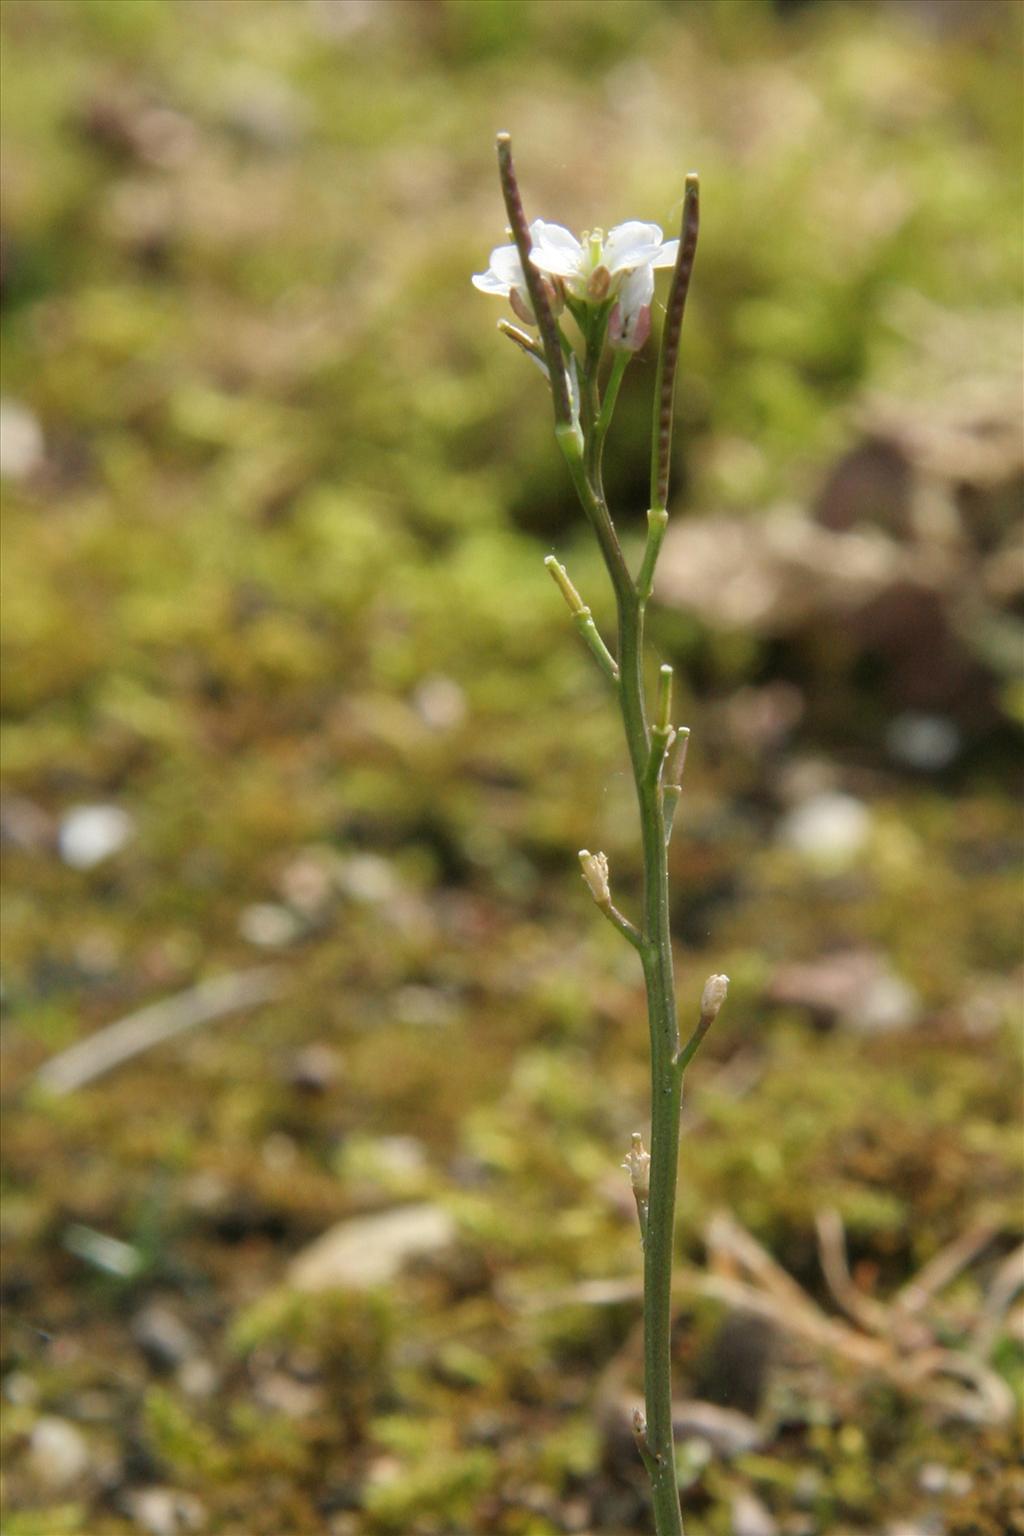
700 973 729 1022
622 1131 650 1198
509 287 535 326
542 274 565 318
586 264 611 301
609 300 652 352
578 849 611 908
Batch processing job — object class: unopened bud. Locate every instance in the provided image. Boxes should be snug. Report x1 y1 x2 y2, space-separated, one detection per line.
700 973 729 1022
578 849 611 908
587 264 611 301
543 274 565 318
609 300 652 353
509 287 536 327
622 1131 650 1198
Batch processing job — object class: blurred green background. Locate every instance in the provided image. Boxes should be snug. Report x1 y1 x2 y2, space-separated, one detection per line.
1 2 1021 1533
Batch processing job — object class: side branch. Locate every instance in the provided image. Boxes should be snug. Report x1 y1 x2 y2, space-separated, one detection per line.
544 556 619 685
645 664 675 787
662 726 690 846
579 850 643 950
675 972 728 1074
631 1408 660 1480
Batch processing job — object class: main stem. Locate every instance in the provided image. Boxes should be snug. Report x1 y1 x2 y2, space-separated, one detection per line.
616 581 685 1534
567 360 685 1529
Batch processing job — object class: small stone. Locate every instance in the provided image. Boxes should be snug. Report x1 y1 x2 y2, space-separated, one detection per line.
731 1490 778 1536
73 929 122 976
132 1304 199 1371
777 791 871 867
918 1463 949 1494
855 970 919 1034
370 1136 428 1177
3 1370 39 1405
127 1486 207 1535
177 1357 217 1399
671 1399 766 1457
58 804 134 869
278 849 335 916
261 1132 298 1173
237 902 302 948
253 1370 325 1419
0 795 54 853
886 712 961 771
287 1041 342 1094
768 949 918 1034
287 1203 456 1292
392 983 456 1029
220 66 310 150
28 1416 90 1489
412 675 466 731
0 398 45 480
338 853 398 904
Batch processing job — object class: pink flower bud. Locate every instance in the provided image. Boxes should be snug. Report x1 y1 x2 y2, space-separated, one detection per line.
609 300 651 353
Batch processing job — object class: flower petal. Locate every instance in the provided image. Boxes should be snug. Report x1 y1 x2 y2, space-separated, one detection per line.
489 244 526 284
472 270 510 294
472 242 527 296
649 238 680 270
529 221 584 278
618 262 655 319
603 221 664 274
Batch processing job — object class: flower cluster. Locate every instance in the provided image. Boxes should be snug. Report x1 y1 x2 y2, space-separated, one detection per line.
472 219 679 352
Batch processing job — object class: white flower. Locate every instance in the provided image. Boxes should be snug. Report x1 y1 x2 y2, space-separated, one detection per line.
472 219 560 326
473 218 677 344
530 219 677 298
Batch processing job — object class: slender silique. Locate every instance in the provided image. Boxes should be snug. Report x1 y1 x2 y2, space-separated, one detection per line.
485 136 724 1536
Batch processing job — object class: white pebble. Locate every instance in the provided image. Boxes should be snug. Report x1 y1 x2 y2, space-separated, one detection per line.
0 398 45 481
412 675 466 731
338 853 398 904
886 712 960 771
58 804 134 870
778 791 871 866
129 1486 207 1535
28 1416 89 1489
237 902 301 948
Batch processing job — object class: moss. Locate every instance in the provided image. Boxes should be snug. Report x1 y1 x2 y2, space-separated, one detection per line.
1 0 1021 1529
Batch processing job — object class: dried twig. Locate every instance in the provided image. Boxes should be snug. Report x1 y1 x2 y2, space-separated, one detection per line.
815 1207 895 1340
35 967 285 1096
524 1207 1016 1426
970 1241 1024 1360
895 1221 996 1316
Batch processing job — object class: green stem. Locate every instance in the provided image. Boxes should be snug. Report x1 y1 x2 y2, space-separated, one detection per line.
489 146 708 1536
616 581 685 1536
581 385 684 1531
593 347 630 477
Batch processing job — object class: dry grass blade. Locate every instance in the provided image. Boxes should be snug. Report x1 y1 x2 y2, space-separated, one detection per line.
970 1242 1024 1360
815 1207 896 1339
34 967 286 1096
895 1221 996 1316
